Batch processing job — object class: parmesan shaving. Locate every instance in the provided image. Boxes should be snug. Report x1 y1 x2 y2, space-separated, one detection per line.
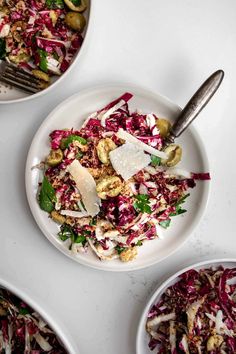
109 142 151 181
67 160 101 217
60 210 89 218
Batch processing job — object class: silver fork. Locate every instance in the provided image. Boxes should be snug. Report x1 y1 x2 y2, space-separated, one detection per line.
0 61 46 94
164 70 224 146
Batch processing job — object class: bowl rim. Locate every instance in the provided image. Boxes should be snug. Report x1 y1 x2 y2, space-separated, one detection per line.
25 82 211 272
136 257 236 353
0 277 79 353
0 0 93 105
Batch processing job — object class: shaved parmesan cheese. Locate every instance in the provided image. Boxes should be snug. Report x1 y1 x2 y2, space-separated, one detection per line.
60 210 89 218
67 160 101 217
116 128 167 159
109 142 151 181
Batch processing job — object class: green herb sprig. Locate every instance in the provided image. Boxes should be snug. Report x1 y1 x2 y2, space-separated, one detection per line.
46 0 64 9
170 193 190 216
39 176 56 212
134 194 152 214
60 135 87 149
151 155 161 166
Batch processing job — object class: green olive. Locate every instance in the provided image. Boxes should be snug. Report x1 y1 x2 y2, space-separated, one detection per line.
46 149 63 166
65 12 86 32
51 211 66 224
64 0 87 12
32 69 50 82
156 118 171 138
161 144 182 167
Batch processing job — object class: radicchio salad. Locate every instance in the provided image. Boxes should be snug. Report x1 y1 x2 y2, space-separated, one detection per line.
0 0 87 87
146 266 236 354
37 93 210 262
0 287 67 353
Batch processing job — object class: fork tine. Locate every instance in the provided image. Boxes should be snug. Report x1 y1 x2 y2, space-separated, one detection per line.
5 64 40 84
0 75 39 94
5 62 36 77
3 71 40 90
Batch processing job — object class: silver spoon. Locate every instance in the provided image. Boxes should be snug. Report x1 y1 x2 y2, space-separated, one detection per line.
164 69 224 146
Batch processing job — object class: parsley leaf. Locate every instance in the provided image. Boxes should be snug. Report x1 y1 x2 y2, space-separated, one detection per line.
170 193 190 216
60 135 87 149
89 218 97 226
159 219 171 229
58 224 76 242
46 0 64 9
134 194 152 214
136 240 143 246
19 307 30 315
151 155 161 166
39 176 56 212
115 245 125 254
37 49 48 72
75 235 86 245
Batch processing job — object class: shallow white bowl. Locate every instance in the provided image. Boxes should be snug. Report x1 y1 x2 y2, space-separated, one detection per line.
25 83 210 271
0 1 91 104
0 277 79 353
136 258 236 354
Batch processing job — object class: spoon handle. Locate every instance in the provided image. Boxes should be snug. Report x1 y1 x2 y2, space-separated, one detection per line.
165 69 224 145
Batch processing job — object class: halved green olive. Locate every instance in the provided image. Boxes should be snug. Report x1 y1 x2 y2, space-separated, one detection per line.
46 149 63 166
65 12 86 32
32 69 50 82
64 0 87 12
51 211 66 224
161 144 182 167
156 118 171 138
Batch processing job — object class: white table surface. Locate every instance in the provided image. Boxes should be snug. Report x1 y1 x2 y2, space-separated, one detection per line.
1 1 236 353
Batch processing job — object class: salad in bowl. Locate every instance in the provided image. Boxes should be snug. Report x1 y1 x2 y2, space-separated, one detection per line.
0 0 88 90
0 287 68 353
145 265 236 353
36 92 210 263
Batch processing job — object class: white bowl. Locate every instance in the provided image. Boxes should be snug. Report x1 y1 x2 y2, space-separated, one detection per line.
136 258 236 354
0 1 92 104
25 83 210 271
0 277 79 353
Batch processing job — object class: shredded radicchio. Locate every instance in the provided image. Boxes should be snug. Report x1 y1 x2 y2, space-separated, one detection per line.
0 0 85 83
0 288 67 353
146 266 236 353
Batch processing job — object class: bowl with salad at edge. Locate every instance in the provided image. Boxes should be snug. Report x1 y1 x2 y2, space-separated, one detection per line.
136 258 236 354
0 0 91 104
0 276 79 353
26 83 211 271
